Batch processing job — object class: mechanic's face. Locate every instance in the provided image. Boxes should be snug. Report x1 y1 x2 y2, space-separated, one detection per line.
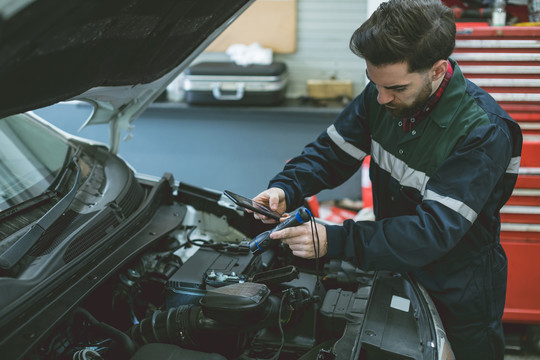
366 61 435 119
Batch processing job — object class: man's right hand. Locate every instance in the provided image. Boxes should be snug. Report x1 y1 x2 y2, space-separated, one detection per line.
252 187 287 224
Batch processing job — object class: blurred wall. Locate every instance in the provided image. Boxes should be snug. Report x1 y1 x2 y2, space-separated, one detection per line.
190 0 370 99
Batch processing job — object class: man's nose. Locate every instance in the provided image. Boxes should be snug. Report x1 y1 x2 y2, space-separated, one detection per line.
376 87 393 105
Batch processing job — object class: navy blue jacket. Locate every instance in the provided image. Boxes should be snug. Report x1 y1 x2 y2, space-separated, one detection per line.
269 59 522 358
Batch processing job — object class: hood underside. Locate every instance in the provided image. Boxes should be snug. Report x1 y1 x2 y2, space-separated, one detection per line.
0 0 252 119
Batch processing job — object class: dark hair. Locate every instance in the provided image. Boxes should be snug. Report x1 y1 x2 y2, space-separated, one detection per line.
349 0 456 72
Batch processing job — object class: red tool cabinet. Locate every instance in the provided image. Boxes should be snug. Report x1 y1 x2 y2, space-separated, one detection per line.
454 26 540 326
500 139 540 324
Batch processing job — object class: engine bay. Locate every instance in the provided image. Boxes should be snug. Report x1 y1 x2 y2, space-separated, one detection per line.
24 180 442 360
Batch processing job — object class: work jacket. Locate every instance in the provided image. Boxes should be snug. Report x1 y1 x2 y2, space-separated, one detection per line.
268 59 522 354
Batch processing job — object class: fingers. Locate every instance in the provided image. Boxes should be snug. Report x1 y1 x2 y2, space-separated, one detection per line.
252 191 271 207
251 188 287 223
254 188 285 210
255 214 279 224
271 223 327 259
252 209 283 224
268 188 285 212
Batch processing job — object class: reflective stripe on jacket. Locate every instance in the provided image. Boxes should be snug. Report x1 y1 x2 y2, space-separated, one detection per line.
268 59 523 354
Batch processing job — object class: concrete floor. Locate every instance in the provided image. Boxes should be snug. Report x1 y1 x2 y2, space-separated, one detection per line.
504 324 540 360
507 352 540 360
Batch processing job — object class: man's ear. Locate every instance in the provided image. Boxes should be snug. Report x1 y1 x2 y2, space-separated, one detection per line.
431 60 448 81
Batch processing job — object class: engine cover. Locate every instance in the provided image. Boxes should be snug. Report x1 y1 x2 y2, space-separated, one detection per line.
165 246 263 308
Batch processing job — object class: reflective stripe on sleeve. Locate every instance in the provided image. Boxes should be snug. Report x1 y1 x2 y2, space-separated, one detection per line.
506 156 521 174
371 140 430 195
327 124 367 160
423 189 478 223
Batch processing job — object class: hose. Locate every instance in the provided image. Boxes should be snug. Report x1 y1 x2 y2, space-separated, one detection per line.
72 307 137 357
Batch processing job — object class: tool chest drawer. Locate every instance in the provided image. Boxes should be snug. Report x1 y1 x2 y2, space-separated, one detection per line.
453 26 540 135
454 26 540 324
500 138 540 324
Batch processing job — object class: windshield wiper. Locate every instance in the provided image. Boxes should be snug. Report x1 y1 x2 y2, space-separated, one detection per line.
0 157 81 270
0 190 57 223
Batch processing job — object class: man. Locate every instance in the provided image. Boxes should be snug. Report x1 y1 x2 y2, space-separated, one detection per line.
252 0 522 358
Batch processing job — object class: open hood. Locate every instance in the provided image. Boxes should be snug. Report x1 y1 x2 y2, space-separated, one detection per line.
0 0 253 152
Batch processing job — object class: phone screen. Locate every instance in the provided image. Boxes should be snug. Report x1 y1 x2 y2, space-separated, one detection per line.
224 190 282 220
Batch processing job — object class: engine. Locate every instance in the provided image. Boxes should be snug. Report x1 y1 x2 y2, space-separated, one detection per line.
31 200 372 360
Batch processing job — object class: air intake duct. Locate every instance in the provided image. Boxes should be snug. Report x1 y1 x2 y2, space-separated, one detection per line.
129 282 281 357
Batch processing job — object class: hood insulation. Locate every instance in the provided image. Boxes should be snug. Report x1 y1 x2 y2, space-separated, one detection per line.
0 0 251 118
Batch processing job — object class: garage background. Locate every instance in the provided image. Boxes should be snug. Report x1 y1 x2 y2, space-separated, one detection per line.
35 0 380 202
33 1 540 357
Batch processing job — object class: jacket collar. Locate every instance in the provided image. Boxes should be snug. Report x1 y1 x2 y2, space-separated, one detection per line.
429 58 467 129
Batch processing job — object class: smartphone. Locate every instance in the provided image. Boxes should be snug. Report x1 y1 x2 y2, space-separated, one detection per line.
223 190 282 221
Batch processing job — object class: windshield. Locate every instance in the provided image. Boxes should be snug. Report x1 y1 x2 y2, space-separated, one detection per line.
0 114 70 211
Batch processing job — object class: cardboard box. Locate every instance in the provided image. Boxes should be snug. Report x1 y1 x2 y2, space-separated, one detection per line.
206 0 297 54
307 79 353 100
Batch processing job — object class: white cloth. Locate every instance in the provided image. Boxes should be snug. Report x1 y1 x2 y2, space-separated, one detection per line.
226 42 273 66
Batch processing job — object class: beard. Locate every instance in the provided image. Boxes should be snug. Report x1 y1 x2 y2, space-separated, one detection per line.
385 77 433 119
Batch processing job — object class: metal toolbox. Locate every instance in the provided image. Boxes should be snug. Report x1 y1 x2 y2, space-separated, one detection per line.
454 26 540 331
183 61 288 105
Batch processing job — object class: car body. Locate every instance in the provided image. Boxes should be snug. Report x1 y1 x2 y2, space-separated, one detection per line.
0 1 454 359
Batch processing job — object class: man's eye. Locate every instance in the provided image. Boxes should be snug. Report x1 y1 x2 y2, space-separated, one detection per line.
393 87 407 92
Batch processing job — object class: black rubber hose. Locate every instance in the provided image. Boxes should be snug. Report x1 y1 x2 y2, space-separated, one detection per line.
128 305 228 348
72 307 137 357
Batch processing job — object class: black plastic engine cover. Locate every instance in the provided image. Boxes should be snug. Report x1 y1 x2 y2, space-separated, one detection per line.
165 247 263 308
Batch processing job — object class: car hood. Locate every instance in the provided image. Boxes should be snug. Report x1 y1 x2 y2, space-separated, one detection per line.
0 0 253 152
